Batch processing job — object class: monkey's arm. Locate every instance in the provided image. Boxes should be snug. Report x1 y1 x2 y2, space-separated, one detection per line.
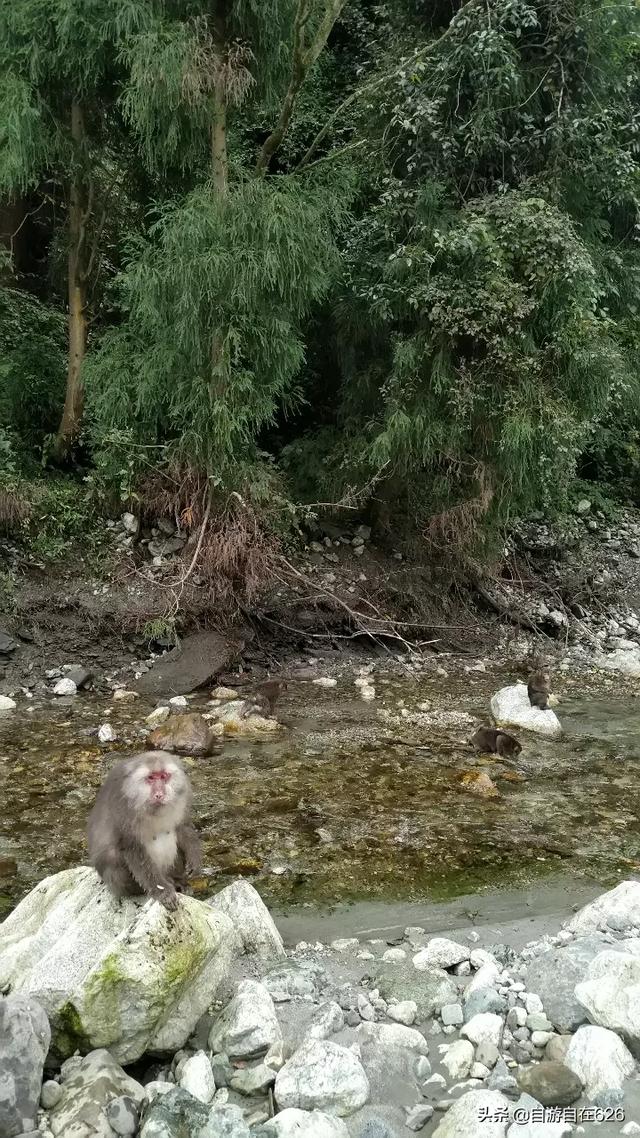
122 843 179 911
177 823 202 876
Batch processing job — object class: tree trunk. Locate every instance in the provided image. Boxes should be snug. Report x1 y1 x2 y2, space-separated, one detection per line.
210 1 228 195
54 100 88 460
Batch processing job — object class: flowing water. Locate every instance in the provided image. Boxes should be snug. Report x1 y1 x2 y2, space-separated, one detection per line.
1 667 639 920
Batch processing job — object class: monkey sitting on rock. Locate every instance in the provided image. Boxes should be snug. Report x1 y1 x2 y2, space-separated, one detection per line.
87 751 201 910
470 726 522 759
527 668 551 710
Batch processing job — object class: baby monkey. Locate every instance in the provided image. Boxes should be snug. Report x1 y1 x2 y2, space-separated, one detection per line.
470 726 522 759
242 679 288 718
527 668 551 710
87 751 201 911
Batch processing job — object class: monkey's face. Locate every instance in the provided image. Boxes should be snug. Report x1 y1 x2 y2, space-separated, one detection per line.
125 754 187 813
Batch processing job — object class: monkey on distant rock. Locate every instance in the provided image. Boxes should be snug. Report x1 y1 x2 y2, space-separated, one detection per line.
470 726 522 759
527 669 551 710
87 751 201 910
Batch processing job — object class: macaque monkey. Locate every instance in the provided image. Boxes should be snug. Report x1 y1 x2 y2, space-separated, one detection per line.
527 669 551 710
87 751 201 910
242 679 288 718
470 727 522 759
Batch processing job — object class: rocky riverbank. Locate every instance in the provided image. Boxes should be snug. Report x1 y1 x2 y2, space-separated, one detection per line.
2 876 640 1137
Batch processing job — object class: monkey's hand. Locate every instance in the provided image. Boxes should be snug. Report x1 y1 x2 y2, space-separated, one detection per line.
156 883 179 911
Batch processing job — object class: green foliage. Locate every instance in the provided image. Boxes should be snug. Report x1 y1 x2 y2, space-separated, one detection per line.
0 286 66 444
86 173 350 484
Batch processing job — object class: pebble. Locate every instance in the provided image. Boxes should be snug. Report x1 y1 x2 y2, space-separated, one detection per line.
169 695 188 708
146 705 170 727
0 696 16 710
313 677 338 687
382 948 407 964
440 1003 463 1027
331 938 360 953
98 723 117 743
524 993 544 1014
53 678 77 697
40 1081 62 1109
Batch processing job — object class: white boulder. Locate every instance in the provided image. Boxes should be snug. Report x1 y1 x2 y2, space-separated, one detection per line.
0 866 235 1064
490 684 562 738
208 979 282 1058
574 951 640 1052
461 1012 504 1049
566 880 640 936
178 1050 215 1103
0 695 16 710
596 648 640 678
442 1039 474 1079
565 1024 635 1097
53 678 77 697
507 1092 572 1137
355 1021 429 1054
261 1108 350 1137
432 1089 511 1137
275 1039 369 1116
209 880 285 961
413 938 469 970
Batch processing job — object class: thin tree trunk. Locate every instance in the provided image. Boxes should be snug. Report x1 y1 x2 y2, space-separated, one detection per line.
55 100 88 459
211 1 228 194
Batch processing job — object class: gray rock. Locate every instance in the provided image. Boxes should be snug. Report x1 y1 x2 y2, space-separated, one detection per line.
574 949 640 1052
104 1095 139 1137
139 1088 250 1137
61 665 93 689
354 1021 427 1106
593 1087 625 1109
566 881 640 936
412 939 469 970
487 1059 519 1097
40 1081 62 1110
275 1040 369 1116
431 1090 511 1137
476 1041 500 1069
387 1000 417 1026
464 988 507 1020
178 1050 215 1103
259 1107 349 1136
525 1014 552 1033
0 995 51 1138
405 1104 434 1130
461 1013 503 1049
0 628 17 653
544 1035 571 1064
263 959 326 1002
442 1040 474 1080
564 1024 635 1097
304 1001 345 1041
209 980 282 1059
506 1091 572 1137
441 1003 463 1027
49 1049 145 1138
135 628 246 697
524 935 611 1032
372 962 457 1019
52 678 77 696
516 1061 581 1106
210 881 286 962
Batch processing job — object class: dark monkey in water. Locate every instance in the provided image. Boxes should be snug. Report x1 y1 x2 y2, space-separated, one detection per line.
470 727 522 758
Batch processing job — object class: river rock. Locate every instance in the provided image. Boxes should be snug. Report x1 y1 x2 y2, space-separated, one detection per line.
596 648 640 678
209 880 285 961
0 628 17 653
139 1087 250 1138
462 1012 504 1049
574 949 640 1051
506 1092 572 1138
412 938 469 970
260 1108 349 1136
372 961 457 1019
304 1001 345 1041
147 711 220 755
48 1049 145 1138
178 1049 216 1103
432 1089 511 1137
490 684 562 738
0 865 235 1063
98 723 117 743
263 959 327 1002
566 880 640 936
353 1022 426 1107
134 629 246 697
564 1024 635 1097
523 936 611 1032
442 1039 474 1079
61 664 93 689
275 1039 369 1116
145 705 170 727
0 694 16 710
104 1095 139 1137
209 979 282 1058
387 1000 417 1026
53 677 77 696
0 993 51 1138
516 1061 581 1106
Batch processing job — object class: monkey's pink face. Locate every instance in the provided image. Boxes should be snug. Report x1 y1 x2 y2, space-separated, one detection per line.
125 756 186 812
146 767 172 807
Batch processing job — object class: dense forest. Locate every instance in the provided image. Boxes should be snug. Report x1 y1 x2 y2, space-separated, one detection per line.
2 0 640 598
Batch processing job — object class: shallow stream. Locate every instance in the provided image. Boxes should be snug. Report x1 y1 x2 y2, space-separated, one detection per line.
1 667 639 921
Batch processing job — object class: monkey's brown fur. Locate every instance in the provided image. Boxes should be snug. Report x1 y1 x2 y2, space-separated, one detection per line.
470 727 522 758
527 669 551 710
87 751 201 910
243 679 288 718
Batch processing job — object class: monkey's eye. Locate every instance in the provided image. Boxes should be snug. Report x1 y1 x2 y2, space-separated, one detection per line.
147 770 171 783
